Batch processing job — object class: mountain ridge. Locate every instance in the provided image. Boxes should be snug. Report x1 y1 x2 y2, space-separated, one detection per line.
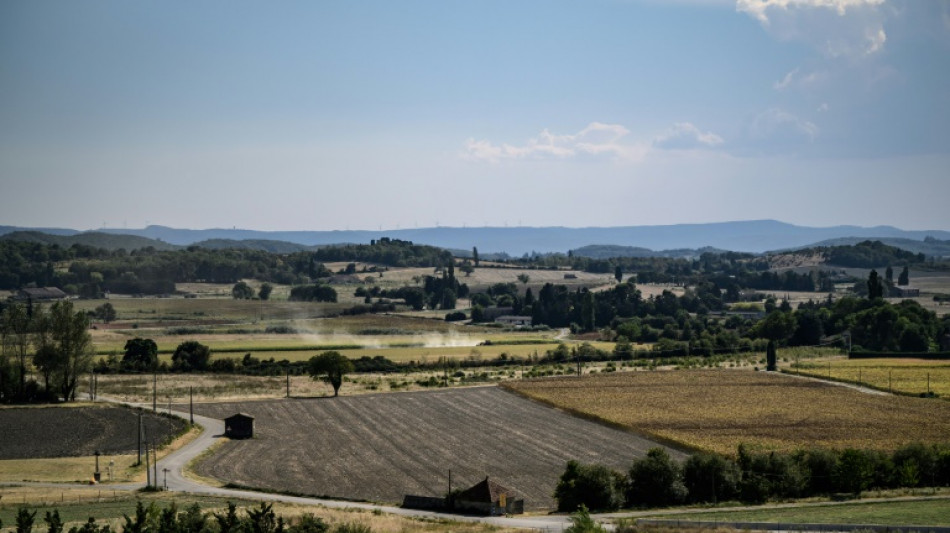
2 220 949 256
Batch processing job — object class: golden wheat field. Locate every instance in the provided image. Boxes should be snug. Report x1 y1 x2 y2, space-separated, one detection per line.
793 358 950 398
504 369 950 455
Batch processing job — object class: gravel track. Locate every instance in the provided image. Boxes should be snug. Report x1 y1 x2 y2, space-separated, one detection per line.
192 385 683 510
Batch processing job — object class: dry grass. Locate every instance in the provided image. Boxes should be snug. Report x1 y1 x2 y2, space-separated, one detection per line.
505 369 950 455
0 455 140 484
793 358 950 398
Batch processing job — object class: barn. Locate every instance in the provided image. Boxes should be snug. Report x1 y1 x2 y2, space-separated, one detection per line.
224 413 255 439
455 477 524 516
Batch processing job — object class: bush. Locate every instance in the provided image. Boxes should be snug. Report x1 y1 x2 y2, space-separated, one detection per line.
682 453 739 503
833 449 875 495
626 448 687 507
555 461 625 512
444 311 467 322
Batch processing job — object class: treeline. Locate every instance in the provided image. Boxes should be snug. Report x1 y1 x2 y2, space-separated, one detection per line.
556 443 950 512
821 240 926 268
309 237 453 267
0 238 454 294
2 500 375 533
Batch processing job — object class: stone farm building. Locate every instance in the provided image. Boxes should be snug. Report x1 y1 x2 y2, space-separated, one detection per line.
495 315 532 327
16 287 68 301
455 477 524 516
890 286 920 298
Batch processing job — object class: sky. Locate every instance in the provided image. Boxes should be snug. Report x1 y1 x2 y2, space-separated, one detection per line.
1 0 949 232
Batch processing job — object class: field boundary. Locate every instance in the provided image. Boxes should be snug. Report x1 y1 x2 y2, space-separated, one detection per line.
636 518 950 533
498 382 700 455
782 368 943 400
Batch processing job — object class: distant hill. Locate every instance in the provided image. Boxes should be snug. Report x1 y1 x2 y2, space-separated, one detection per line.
192 239 312 253
570 244 731 260
780 236 950 259
3 220 949 256
0 231 179 251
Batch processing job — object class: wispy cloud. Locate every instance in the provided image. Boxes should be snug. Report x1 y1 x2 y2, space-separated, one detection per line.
462 122 642 162
751 108 818 141
737 0 888 57
653 122 725 150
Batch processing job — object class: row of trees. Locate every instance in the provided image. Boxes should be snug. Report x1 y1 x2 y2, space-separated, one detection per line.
556 443 950 512
4 500 374 533
0 300 93 402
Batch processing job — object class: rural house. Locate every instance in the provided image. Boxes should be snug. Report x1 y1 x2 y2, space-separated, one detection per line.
224 413 255 439
16 287 68 301
454 477 524 516
495 315 532 327
889 286 920 298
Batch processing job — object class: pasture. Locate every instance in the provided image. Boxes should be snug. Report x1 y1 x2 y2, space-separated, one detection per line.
504 369 950 455
793 358 950 398
190 386 685 510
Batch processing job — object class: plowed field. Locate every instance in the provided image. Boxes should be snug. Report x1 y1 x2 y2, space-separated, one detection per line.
192 386 683 510
0 406 186 459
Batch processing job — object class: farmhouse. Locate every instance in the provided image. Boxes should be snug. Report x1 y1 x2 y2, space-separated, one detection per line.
495 315 532 327
889 286 920 298
480 306 514 321
455 477 524 516
224 413 255 439
16 287 68 301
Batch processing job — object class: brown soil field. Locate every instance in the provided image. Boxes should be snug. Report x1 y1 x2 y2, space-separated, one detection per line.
191 386 684 510
0 406 186 459
504 369 950 455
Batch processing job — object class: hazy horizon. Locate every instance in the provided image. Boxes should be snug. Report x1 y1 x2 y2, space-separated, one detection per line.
2 1 948 232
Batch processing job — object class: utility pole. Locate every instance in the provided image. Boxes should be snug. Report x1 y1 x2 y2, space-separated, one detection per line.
286 368 290 398
152 372 157 412
152 442 158 489
189 386 194 424
145 438 151 487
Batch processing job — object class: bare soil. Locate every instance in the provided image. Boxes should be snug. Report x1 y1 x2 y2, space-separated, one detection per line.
0 406 186 459
191 386 683 510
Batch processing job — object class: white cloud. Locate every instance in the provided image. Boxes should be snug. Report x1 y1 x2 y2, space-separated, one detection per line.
750 108 819 141
737 0 888 57
653 122 725 150
462 122 643 162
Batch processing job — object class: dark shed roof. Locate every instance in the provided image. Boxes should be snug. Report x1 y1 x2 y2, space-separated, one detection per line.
457 477 518 504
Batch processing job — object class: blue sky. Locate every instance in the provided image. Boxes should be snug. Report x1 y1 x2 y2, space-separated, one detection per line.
1 0 949 232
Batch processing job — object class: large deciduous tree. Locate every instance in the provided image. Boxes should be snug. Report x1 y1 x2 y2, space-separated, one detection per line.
122 337 159 371
33 301 94 401
171 341 211 372
307 351 354 397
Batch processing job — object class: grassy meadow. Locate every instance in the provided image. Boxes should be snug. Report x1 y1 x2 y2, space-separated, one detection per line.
792 358 950 398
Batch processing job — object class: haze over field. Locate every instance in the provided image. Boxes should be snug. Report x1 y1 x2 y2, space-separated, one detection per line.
1 0 948 232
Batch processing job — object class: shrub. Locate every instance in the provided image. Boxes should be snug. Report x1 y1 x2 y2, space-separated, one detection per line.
683 453 740 503
626 448 687 507
555 461 625 512
834 449 875 495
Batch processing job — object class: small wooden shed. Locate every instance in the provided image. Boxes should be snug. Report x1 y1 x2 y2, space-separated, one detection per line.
224 413 254 439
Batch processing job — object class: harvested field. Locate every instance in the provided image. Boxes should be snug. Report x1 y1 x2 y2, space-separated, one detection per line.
504 369 950 455
794 358 950 398
192 386 683 510
0 406 186 459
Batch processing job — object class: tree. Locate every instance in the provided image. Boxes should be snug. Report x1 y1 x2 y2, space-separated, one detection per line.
614 266 623 284
885 266 894 283
459 262 474 277
1 302 35 398
33 301 94 401
232 281 255 300
554 460 625 512
307 351 354 397
122 338 158 371
682 454 740 503
258 283 273 301
171 341 211 372
472 247 479 267
517 273 530 287
626 448 687 507
898 266 910 286
564 506 607 533
766 340 777 371
867 269 884 300
93 302 117 323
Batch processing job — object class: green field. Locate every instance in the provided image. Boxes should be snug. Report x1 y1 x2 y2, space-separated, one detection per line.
643 496 950 526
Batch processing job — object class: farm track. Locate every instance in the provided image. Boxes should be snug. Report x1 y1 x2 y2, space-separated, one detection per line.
189 386 685 510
